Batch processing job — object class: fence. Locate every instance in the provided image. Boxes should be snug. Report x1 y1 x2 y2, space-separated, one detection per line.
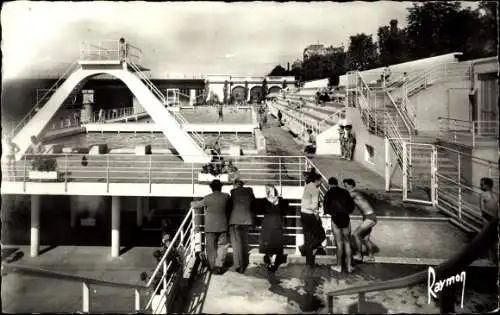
2 154 308 193
79 40 143 65
438 117 499 147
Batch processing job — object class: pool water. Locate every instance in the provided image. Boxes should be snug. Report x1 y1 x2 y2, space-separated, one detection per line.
47 132 256 150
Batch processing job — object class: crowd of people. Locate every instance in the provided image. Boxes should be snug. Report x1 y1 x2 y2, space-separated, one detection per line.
186 166 382 276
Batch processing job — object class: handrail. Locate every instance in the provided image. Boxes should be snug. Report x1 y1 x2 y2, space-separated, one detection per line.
11 61 80 137
2 263 145 289
327 219 498 312
385 90 413 135
317 107 346 132
435 144 497 165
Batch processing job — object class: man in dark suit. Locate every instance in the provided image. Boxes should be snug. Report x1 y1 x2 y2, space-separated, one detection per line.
191 180 231 275
228 179 255 273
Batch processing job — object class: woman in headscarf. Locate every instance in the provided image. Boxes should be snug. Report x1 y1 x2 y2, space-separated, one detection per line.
258 184 288 272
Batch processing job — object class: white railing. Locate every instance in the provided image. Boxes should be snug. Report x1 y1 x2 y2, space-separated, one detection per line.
144 207 197 313
317 108 347 133
128 62 168 106
169 111 206 149
438 117 499 147
79 40 143 65
10 62 81 137
88 107 144 123
405 62 472 96
2 154 307 193
385 90 413 135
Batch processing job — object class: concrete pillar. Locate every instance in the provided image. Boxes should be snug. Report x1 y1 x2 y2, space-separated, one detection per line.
189 89 196 106
111 196 120 257
31 195 41 257
136 197 143 227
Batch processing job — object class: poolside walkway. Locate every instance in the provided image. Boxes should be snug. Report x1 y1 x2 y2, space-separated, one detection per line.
183 261 497 314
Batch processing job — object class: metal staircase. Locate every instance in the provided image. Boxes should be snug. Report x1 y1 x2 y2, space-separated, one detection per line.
10 62 81 138
127 62 206 149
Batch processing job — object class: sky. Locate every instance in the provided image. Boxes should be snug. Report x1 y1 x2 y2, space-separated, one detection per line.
0 1 480 79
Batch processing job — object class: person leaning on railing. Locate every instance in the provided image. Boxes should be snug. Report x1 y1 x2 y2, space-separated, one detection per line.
299 172 327 267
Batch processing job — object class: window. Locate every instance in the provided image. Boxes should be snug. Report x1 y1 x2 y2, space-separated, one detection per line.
365 144 375 164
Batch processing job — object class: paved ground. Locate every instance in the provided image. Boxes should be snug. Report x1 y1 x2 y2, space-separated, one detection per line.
1 246 157 313
184 262 497 314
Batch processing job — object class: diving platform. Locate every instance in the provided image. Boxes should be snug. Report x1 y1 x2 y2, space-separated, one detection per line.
9 39 210 164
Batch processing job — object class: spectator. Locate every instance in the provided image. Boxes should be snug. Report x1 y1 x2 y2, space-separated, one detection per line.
338 123 346 158
5 137 20 171
119 37 128 62
299 172 326 267
343 124 356 160
323 177 355 273
190 180 231 274
479 177 499 263
258 184 288 272
304 129 316 155
343 178 377 262
28 136 44 155
277 110 283 126
228 179 256 273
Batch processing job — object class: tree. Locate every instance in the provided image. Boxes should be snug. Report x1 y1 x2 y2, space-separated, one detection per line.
406 1 462 59
377 19 409 66
262 79 268 100
268 65 289 76
223 80 228 104
244 81 249 102
347 33 379 70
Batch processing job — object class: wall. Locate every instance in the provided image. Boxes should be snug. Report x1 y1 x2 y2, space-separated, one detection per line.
411 78 469 133
316 125 341 155
345 107 403 187
471 145 499 188
302 78 329 89
338 52 462 87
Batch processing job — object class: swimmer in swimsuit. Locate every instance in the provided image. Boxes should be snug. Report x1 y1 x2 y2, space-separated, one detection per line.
343 178 377 262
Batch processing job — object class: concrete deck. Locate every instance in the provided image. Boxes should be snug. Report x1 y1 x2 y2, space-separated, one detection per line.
184 262 497 314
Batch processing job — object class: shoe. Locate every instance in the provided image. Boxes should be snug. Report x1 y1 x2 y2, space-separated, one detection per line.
330 265 342 273
353 254 363 262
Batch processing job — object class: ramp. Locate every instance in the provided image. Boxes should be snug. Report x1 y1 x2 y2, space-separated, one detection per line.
12 68 210 164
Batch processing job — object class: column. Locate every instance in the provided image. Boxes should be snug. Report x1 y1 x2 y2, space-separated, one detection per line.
136 197 143 227
31 195 41 257
111 196 120 257
189 89 196 106
81 90 94 123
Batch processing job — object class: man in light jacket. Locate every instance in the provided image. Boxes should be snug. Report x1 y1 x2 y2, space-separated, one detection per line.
228 179 255 273
300 172 325 267
191 180 231 275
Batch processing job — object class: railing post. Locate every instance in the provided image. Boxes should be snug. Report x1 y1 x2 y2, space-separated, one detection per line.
453 120 457 143
23 155 27 192
385 138 391 192
82 282 90 313
431 146 438 207
298 156 302 185
357 292 365 313
64 154 68 192
135 289 141 312
191 163 195 196
162 261 168 292
472 122 476 148
278 157 282 195
402 142 408 201
148 155 152 194
457 152 462 220
106 155 110 193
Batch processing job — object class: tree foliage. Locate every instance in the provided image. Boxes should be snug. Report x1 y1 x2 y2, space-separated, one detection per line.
268 65 289 76
267 1 497 85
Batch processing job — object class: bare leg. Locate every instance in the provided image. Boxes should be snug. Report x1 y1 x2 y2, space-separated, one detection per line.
331 223 343 272
342 224 353 272
364 234 375 262
353 220 375 261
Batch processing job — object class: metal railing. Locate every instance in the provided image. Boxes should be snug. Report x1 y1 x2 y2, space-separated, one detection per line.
2 154 307 193
79 40 143 65
127 62 206 149
144 207 197 313
385 89 413 136
438 117 499 147
326 219 498 314
1 207 198 313
10 62 81 137
88 107 145 123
